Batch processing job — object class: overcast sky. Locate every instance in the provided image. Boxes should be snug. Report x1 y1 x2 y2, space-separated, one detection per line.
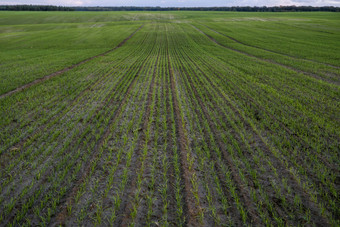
2 0 340 7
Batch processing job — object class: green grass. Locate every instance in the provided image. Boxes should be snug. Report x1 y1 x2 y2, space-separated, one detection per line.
0 11 339 226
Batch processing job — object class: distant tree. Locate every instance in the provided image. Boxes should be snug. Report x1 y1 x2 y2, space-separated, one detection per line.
1 5 339 12
0 5 74 11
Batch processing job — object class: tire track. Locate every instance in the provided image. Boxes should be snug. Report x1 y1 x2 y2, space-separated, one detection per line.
0 29 151 167
187 46 339 190
172 55 243 225
177 53 261 226
117 48 159 227
54 27 159 226
168 47 201 227
165 91 178 224
1 66 141 226
4 55 144 226
199 23 340 69
191 25 339 86
0 25 144 100
183 52 331 225
183 38 337 172
164 55 178 225
190 53 339 220
54 49 150 226
55 44 155 226
190 24 339 103
0 48 149 192
1 69 118 168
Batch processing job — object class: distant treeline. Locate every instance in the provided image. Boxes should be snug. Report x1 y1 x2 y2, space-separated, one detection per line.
0 5 339 12
74 6 340 12
0 5 75 11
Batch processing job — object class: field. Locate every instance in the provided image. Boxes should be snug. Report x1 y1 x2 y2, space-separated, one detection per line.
0 11 339 226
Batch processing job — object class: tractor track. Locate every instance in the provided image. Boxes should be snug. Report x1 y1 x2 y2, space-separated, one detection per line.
0 25 144 100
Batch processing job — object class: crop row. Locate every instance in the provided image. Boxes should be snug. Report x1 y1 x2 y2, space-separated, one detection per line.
0 21 338 226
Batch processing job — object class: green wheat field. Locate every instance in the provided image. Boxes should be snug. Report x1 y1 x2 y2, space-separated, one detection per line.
0 11 339 226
